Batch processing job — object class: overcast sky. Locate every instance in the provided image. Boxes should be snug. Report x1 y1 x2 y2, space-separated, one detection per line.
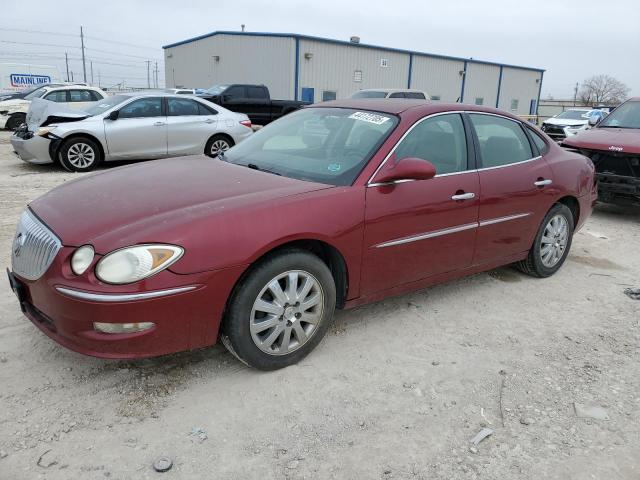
2 0 638 97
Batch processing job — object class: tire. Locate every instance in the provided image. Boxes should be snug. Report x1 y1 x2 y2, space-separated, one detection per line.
5 113 26 131
205 134 234 158
58 137 103 172
221 249 336 370
516 203 574 278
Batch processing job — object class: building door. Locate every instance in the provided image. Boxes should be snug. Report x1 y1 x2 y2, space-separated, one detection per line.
301 87 314 103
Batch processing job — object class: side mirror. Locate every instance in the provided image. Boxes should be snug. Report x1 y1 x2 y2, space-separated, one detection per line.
372 156 436 184
106 110 119 121
588 116 598 126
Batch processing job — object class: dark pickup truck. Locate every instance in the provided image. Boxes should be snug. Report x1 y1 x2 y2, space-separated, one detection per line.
198 84 309 125
562 97 640 206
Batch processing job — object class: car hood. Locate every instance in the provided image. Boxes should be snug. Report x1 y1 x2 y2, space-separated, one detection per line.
0 98 30 111
562 127 640 154
29 156 333 251
544 118 587 127
26 98 89 130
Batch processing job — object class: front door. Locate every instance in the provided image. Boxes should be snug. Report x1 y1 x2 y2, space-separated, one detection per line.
104 96 167 159
467 112 555 264
361 113 480 296
166 97 216 156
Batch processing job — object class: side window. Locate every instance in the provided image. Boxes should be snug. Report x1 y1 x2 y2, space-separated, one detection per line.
119 98 163 119
395 113 468 175
247 86 267 99
43 90 68 102
405 92 426 99
224 86 245 98
527 127 549 154
69 90 93 102
167 98 200 116
468 114 534 168
88 90 103 101
197 102 217 115
388 92 406 98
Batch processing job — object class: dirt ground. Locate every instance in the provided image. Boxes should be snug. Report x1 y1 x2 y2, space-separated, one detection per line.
0 130 638 480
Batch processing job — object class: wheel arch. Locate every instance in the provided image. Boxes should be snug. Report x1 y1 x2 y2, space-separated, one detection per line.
55 132 106 162
204 132 235 155
556 195 580 227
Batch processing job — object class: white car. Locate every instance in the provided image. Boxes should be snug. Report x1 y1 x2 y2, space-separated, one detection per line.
10 92 253 172
0 84 106 130
350 88 430 100
541 108 607 141
163 88 196 95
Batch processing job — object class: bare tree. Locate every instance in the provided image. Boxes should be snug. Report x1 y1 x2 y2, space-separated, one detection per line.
579 75 629 105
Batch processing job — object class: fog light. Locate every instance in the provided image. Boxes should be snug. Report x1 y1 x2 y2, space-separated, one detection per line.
93 322 155 334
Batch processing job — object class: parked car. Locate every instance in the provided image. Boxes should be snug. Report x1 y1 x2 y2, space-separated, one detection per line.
562 97 640 206
540 108 606 142
198 84 309 125
10 92 253 172
350 88 430 100
0 84 106 131
8 100 595 369
0 82 84 102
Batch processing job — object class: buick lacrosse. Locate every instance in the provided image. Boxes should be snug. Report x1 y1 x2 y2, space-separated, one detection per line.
8 100 596 370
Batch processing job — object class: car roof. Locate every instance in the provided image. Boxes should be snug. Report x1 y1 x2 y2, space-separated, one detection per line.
358 88 425 93
311 99 523 120
112 90 208 100
43 84 103 92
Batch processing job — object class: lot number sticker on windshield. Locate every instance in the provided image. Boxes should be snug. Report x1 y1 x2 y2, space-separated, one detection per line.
349 112 390 125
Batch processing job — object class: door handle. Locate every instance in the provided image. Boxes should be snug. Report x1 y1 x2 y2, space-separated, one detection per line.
534 179 552 187
153 121 165 126
451 192 476 201
204 119 216 124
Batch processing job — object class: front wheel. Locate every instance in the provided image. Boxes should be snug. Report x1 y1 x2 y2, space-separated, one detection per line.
516 203 574 277
58 137 103 172
205 135 234 158
221 250 336 370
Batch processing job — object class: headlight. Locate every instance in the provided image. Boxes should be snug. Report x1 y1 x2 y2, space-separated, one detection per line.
95 244 183 284
71 245 95 275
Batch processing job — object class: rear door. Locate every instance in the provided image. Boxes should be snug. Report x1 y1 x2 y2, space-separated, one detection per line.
68 89 102 110
104 96 167 159
467 112 555 264
361 112 480 295
166 97 218 156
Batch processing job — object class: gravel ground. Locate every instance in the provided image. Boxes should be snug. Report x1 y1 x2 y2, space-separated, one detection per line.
0 130 638 480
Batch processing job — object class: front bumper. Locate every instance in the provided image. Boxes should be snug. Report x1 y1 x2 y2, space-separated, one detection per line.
8 246 247 359
10 133 54 164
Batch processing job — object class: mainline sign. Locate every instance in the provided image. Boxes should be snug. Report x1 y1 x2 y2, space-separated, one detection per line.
10 73 52 87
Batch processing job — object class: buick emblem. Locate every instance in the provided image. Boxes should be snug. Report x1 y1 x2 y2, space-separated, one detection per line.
13 232 26 257
608 145 623 152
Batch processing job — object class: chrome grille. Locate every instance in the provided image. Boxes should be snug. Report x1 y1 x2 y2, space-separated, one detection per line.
11 209 62 281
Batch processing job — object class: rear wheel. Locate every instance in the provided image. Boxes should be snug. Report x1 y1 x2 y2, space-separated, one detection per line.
516 203 574 277
5 113 26 131
205 135 234 158
221 250 336 370
58 137 103 172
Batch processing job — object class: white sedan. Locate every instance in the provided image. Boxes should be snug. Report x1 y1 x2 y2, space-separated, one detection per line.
10 92 253 172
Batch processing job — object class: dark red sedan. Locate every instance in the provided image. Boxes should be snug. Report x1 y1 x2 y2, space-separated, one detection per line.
8 100 597 370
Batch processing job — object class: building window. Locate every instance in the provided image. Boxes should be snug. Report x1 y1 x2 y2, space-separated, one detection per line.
353 70 363 83
322 91 337 101
431 95 441 101
510 99 519 111
380 58 389 68
475 97 484 105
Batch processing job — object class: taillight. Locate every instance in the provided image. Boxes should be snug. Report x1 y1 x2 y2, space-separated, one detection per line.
240 119 252 129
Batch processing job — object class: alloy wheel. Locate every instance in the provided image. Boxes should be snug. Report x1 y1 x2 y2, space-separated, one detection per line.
210 139 230 156
67 143 96 169
250 270 324 355
540 214 569 268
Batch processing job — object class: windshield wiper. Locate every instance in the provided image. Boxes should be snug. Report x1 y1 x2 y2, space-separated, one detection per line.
246 163 281 176
599 125 635 129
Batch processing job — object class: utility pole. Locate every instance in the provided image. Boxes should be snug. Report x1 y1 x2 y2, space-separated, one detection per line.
65 52 70 82
98 70 101 88
573 82 578 106
154 61 158 88
70 71 74 82
90 61 94 85
80 26 87 83
146 60 151 88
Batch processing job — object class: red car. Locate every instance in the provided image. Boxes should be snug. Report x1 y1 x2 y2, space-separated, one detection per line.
562 97 640 206
8 100 597 370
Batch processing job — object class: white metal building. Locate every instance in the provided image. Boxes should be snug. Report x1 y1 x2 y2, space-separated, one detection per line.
163 31 544 116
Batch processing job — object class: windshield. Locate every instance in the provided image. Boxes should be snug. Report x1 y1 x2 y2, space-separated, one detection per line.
223 107 398 186
556 110 589 120
24 87 48 100
204 84 228 95
598 101 640 129
84 95 129 116
351 90 388 99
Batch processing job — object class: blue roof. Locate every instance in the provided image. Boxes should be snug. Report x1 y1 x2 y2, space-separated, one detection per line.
162 31 545 73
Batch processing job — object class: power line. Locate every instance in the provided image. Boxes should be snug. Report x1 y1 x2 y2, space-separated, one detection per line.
0 27 159 50
0 39 80 49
